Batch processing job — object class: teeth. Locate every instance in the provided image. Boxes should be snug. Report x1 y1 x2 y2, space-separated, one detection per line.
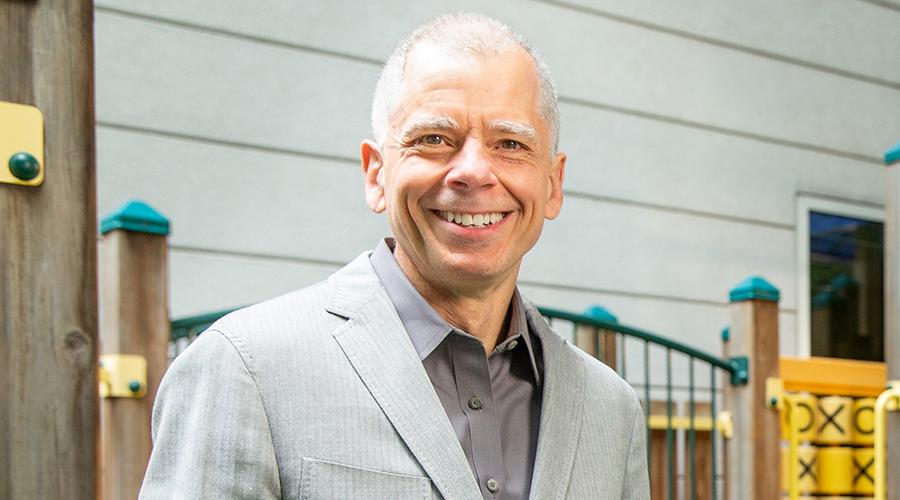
438 211 507 228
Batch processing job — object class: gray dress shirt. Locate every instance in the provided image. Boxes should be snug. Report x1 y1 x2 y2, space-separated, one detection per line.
370 239 543 500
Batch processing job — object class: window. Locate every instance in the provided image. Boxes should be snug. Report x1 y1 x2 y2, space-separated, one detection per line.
797 197 884 361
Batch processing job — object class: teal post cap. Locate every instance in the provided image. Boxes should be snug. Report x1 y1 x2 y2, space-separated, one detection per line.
721 327 730 342
582 304 618 324
100 200 170 236
885 141 900 165
729 276 780 303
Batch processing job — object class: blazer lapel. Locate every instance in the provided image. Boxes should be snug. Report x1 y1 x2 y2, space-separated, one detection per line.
526 303 586 500
326 254 482 500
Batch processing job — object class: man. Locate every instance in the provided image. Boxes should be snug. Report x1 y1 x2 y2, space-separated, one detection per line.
141 13 649 499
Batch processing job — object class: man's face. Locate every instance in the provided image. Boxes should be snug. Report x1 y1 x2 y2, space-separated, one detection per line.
362 42 566 294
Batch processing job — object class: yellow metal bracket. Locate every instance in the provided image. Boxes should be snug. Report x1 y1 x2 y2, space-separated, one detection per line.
765 377 784 410
646 411 733 439
874 380 900 500
0 101 44 187
98 354 147 398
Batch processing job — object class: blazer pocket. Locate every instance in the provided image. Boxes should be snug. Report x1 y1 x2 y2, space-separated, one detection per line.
300 457 431 500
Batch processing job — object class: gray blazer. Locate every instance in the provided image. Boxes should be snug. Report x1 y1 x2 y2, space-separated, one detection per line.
140 253 650 499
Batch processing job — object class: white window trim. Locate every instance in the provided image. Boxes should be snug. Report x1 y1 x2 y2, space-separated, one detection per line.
796 195 884 357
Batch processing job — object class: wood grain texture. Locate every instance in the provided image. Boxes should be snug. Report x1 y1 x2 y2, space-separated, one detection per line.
574 324 598 358
724 300 781 500
648 400 678 500
99 230 169 500
600 330 617 372
0 1 98 498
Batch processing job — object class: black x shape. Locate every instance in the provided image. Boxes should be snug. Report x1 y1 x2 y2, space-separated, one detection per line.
799 456 817 481
819 404 845 435
854 456 874 485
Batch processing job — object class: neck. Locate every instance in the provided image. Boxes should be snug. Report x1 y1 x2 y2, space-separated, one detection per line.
394 246 518 354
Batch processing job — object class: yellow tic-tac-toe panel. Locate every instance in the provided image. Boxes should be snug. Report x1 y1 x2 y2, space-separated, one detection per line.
0 101 44 187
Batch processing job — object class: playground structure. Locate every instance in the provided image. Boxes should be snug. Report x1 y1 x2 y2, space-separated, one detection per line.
86 198 898 499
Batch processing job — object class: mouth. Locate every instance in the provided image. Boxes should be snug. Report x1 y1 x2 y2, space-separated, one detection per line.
434 210 509 229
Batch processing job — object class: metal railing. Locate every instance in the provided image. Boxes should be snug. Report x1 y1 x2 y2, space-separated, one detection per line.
537 307 745 500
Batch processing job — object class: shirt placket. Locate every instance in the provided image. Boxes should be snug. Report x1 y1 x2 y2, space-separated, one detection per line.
450 333 507 500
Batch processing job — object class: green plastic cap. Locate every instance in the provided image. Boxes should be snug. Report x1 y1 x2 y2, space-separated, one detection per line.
886 141 900 166
729 276 780 303
583 305 618 324
100 200 170 236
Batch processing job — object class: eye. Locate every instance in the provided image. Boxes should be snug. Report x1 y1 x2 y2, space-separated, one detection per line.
499 139 526 151
419 134 445 146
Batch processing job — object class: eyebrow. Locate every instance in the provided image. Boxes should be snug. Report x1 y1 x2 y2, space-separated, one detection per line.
487 119 538 143
398 114 460 141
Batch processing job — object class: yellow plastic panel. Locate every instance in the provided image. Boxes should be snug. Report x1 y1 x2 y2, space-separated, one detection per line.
780 357 886 397
0 101 44 186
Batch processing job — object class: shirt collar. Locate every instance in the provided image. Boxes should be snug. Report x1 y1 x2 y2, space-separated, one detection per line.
370 238 541 385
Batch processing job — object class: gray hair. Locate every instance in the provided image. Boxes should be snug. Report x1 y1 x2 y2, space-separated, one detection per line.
370 13 560 154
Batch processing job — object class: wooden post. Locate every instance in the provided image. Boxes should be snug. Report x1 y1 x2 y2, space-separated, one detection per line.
883 142 900 500
0 1 98 498
724 276 781 500
98 201 170 499
577 305 618 370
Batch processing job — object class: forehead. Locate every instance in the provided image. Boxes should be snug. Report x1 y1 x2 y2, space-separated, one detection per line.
391 42 544 132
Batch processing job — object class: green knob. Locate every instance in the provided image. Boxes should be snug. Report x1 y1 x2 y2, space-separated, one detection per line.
8 152 40 181
128 380 142 392
769 397 777 408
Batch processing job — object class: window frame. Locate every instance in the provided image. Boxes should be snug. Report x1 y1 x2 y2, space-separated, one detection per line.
795 195 884 358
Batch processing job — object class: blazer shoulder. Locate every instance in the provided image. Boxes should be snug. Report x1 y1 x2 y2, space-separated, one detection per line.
213 279 332 333
568 342 641 407
185 280 343 368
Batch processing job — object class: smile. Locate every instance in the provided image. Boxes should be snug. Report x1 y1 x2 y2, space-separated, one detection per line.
436 210 508 228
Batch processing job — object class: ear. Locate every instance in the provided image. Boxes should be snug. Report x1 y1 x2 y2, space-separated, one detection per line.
544 152 566 220
361 139 387 214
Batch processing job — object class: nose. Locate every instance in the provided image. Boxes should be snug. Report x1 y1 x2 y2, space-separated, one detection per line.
445 138 496 190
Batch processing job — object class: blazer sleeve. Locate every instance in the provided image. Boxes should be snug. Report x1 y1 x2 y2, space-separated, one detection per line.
621 398 651 499
139 329 282 499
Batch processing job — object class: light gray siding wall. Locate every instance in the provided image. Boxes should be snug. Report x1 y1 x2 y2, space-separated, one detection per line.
95 0 900 359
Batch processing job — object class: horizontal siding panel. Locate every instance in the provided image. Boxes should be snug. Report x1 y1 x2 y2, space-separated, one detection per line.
559 101 884 227
96 127 389 264
95 0 900 85
168 249 338 318
522 195 796 308
95 12 377 161
553 0 900 86
94 4 900 159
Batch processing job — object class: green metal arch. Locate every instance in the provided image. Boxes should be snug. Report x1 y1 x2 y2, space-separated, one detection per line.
536 306 745 383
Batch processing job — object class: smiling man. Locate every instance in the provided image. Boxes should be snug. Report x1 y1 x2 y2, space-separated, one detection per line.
141 13 649 500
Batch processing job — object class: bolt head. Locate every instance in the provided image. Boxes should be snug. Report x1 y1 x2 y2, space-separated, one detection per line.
8 152 40 181
128 380 142 392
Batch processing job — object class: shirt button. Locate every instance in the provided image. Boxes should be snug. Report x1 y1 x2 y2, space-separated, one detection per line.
486 478 499 492
468 395 484 410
